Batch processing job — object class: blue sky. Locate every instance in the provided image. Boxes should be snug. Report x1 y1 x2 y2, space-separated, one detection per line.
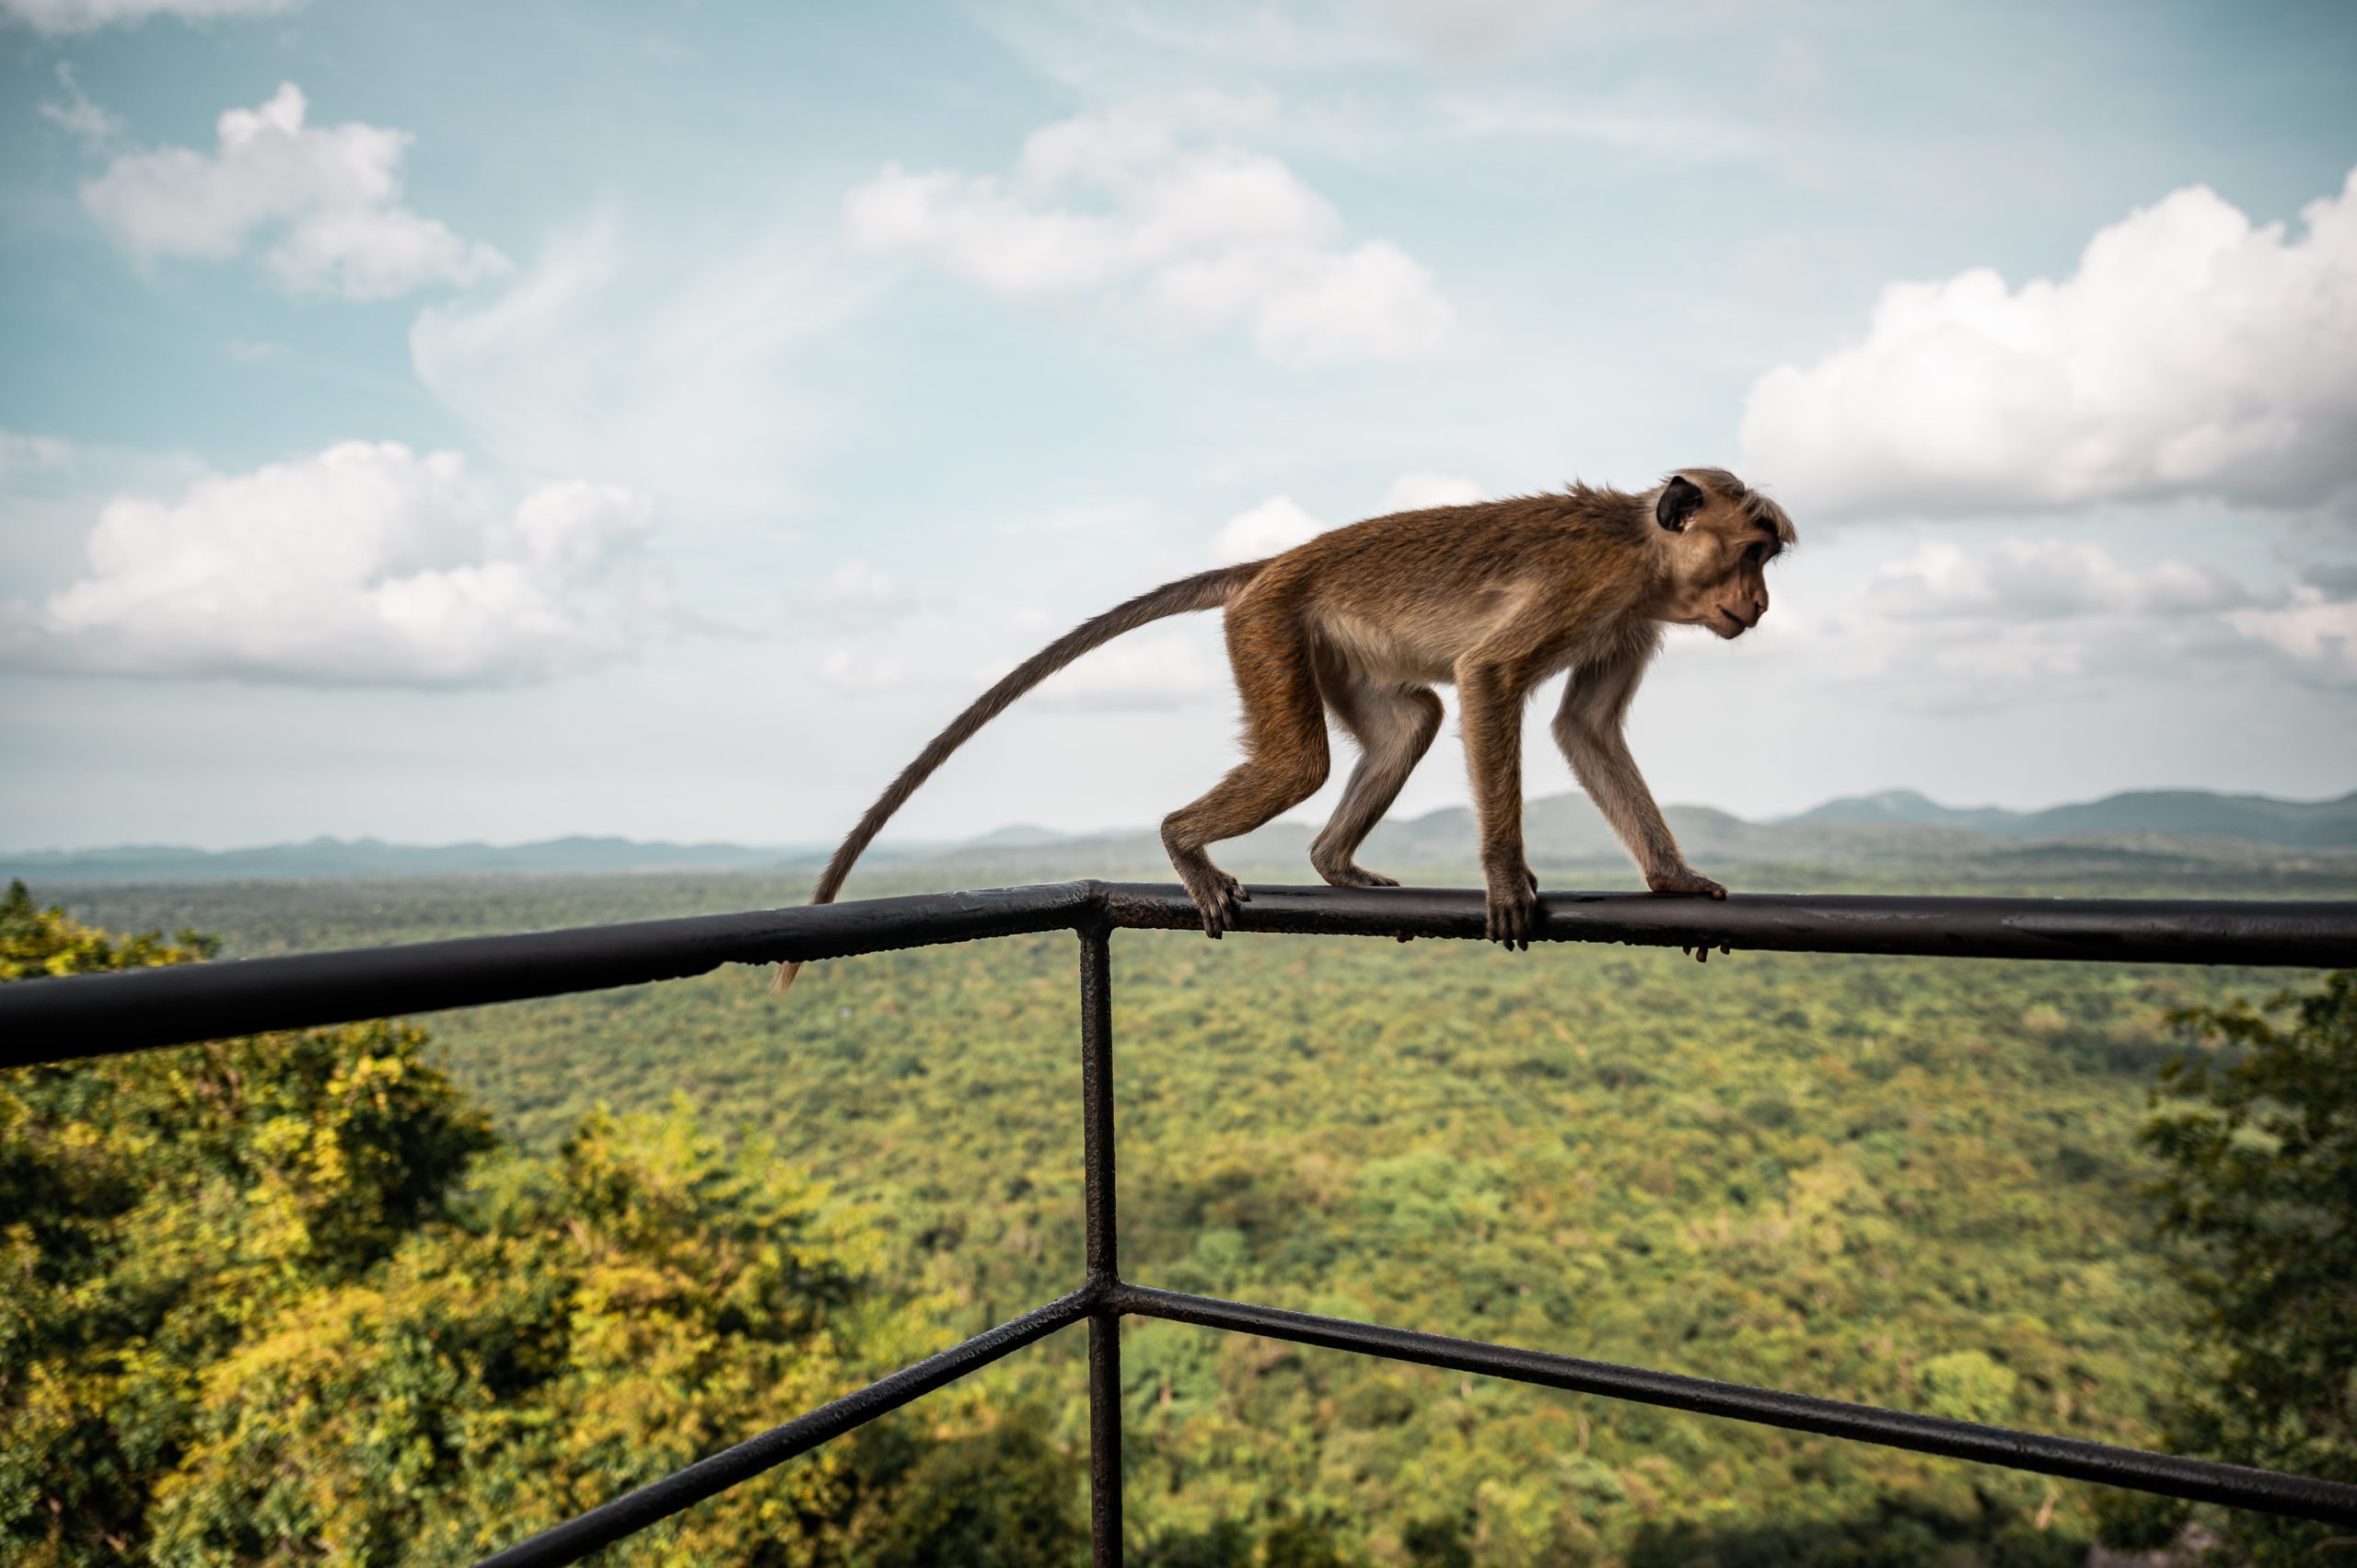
2 0 2353 852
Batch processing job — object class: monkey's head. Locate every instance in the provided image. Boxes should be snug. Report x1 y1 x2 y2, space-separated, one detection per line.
1647 468 1795 640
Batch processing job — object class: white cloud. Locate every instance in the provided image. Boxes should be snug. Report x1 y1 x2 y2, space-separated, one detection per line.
1210 494 1326 563
0 431 211 587
799 560 913 626
3 0 296 29
1868 539 2249 621
38 64 122 141
1031 629 1216 710
2229 591 2357 687
1740 167 2357 516
81 83 507 300
0 430 76 484
1802 535 2353 710
0 441 657 687
2303 562 2357 598
845 101 1457 366
1800 601 2139 716
816 647 913 695
1380 470 1481 511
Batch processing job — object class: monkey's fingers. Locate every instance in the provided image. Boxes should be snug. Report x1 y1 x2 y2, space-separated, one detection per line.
1213 877 1251 938
1485 889 1536 950
1646 865 1728 900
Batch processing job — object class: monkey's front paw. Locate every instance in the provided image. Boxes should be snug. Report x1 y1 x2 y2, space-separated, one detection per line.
1483 867 1538 950
1170 849 1248 938
1188 869 1248 938
1645 865 1726 900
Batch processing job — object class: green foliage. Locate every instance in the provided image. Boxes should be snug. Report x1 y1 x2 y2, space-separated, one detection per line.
2 877 217 976
2 885 498 1564
23 870 2348 1563
144 1102 923 1565
847 1406 1086 1566
1 887 1083 1566
2102 970 2357 1565
1915 1351 2019 1426
1624 1495 2083 1568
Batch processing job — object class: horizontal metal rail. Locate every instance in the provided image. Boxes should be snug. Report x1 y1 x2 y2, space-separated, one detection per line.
0 882 1096 1065
1112 1284 2357 1527
476 1287 1097 1568
1099 884 2357 967
5 882 2351 1065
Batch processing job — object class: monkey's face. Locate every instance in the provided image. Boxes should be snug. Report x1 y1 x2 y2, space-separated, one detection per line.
1694 529 1775 639
1649 473 1787 639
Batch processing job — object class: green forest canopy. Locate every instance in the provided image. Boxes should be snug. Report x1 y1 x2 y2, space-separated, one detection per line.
5 872 2351 1565
0 883 1084 1566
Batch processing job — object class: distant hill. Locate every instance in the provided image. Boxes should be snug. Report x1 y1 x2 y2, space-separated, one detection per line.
946 824 1072 850
1780 789 2024 832
10 786 2351 884
0 835 812 883
809 787 2357 888
1789 788 2357 847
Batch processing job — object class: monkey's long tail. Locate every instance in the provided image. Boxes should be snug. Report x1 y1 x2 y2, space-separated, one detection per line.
774 561 1264 992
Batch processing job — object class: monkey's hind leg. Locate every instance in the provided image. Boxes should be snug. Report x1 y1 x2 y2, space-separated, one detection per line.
1310 671 1442 889
1161 607 1331 937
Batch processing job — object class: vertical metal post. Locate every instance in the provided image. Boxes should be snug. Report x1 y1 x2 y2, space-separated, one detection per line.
1079 923 1121 1566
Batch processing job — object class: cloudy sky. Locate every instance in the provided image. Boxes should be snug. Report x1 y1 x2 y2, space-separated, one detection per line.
2 0 2352 853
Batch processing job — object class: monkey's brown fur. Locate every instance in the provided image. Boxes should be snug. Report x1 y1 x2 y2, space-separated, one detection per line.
775 468 1792 989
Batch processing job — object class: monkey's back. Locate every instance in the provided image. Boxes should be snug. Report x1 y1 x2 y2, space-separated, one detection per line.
1236 488 1655 685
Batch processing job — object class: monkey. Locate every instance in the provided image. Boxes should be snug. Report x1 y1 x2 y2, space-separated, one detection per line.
774 468 1793 990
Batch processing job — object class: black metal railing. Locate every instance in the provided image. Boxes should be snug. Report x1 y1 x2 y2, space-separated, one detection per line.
6 881 2356 1564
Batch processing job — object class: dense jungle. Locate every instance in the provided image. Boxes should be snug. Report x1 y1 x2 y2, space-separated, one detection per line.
8 851 2353 1566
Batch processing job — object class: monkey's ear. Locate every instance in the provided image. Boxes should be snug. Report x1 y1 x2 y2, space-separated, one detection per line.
1656 475 1705 533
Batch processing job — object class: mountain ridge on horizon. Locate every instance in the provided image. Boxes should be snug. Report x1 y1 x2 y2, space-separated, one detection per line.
1783 785 2357 842
9 785 2354 883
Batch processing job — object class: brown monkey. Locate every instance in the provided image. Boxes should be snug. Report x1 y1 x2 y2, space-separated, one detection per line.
775 468 1792 989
